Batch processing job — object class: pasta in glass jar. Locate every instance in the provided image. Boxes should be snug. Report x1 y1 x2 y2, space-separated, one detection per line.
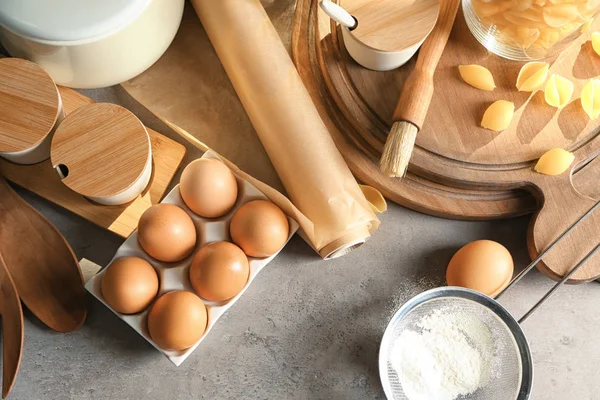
463 0 600 60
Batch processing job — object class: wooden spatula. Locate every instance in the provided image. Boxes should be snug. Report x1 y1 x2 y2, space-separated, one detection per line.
0 252 23 398
0 177 86 332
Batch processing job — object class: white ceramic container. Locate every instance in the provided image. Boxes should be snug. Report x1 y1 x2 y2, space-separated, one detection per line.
320 0 439 71
0 97 63 164
0 58 64 165
341 28 428 72
0 0 184 89
50 103 153 206
86 151 299 366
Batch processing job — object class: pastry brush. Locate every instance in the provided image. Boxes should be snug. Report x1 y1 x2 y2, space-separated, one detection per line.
379 0 460 177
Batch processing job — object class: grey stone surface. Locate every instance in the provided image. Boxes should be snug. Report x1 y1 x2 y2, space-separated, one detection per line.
6 87 600 400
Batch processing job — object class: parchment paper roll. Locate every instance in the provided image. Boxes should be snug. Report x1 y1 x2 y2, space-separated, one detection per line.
190 0 380 258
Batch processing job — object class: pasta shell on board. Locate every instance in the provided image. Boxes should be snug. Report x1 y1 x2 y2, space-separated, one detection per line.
544 74 574 108
581 79 600 119
458 65 496 91
481 100 515 131
534 148 575 175
516 62 549 91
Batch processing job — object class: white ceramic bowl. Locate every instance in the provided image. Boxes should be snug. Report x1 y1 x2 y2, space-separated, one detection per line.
0 0 184 89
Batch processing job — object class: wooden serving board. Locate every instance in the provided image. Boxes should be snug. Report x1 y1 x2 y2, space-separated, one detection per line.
293 1 600 281
0 87 186 238
293 0 538 219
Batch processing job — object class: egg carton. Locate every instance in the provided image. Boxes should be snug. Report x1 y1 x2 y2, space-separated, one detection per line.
86 152 299 366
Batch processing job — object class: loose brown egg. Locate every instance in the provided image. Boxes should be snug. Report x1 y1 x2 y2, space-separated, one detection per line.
101 257 159 314
137 204 196 262
189 241 250 302
446 240 514 297
230 200 289 258
147 291 208 351
179 158 238 218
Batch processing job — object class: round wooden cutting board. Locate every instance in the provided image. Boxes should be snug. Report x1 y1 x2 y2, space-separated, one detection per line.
292 0 600 281
292 0 539 220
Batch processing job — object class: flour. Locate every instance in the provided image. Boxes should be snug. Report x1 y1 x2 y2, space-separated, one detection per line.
390 309 493 400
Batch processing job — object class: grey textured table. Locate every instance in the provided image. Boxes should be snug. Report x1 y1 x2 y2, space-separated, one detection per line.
4 84 598 400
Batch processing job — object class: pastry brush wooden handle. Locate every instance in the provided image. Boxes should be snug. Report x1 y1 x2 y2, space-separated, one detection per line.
392 0 460 128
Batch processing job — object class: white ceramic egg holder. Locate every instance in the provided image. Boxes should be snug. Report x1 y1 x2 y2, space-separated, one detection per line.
86 152 299 366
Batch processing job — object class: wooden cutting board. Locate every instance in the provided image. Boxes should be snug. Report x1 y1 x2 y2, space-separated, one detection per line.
293 0 539 220
293 0 600 281
0 87 186 238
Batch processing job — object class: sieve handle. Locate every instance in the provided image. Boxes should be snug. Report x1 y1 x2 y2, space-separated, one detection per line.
516 243 600 323
495 199 600 323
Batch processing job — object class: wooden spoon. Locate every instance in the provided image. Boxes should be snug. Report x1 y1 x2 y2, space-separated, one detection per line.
0 252 24 398
0 254 23 398
0 177 86 332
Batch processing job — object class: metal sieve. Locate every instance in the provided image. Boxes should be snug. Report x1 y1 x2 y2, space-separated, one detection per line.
380 199 600 400
380 287 532 399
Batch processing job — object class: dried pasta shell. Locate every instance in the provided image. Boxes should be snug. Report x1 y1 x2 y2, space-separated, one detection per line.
515 26 541 48
481 100 515 131
580 79 600 119
534 148 575 175
578 0 600 20
544 74 574 108
560 22 580 35
504 12 547 28
512 0 534 11
581 18 594 33
458 65 496 91
543 4 579 27
503 24 539 48
473 0 512 17
592 31 600 55
536 28 561 48
516 62 549 91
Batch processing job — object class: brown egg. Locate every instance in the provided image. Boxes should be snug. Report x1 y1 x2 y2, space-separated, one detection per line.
179 158 238 218
446 240 514 297
147 291 208 351
230 200 289 258
101 257 159 314
137 204 196 262
189 241 250 302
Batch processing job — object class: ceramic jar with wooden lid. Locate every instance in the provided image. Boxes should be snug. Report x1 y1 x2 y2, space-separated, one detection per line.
50 103 153 206
321 0 440 71
0 0 184 89
0 58 64 165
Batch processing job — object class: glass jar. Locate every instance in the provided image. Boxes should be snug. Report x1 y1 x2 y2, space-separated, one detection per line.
463 0 600 60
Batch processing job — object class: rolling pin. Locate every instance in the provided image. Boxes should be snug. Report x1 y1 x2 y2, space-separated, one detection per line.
191 0 380 259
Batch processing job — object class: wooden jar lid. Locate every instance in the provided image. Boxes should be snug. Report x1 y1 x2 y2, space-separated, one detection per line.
50 103 151 199
0 58 62 153
342 0 439 52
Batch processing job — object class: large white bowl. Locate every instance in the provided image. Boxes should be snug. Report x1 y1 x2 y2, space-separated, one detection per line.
0 0 184 89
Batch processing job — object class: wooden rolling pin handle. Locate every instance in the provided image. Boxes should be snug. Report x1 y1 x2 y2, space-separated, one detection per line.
392 0 460 128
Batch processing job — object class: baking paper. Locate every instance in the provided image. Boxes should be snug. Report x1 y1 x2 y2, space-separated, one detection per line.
122 1 383 258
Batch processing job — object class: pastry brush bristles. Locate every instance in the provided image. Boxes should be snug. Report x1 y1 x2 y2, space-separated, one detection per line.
379 121 418 178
